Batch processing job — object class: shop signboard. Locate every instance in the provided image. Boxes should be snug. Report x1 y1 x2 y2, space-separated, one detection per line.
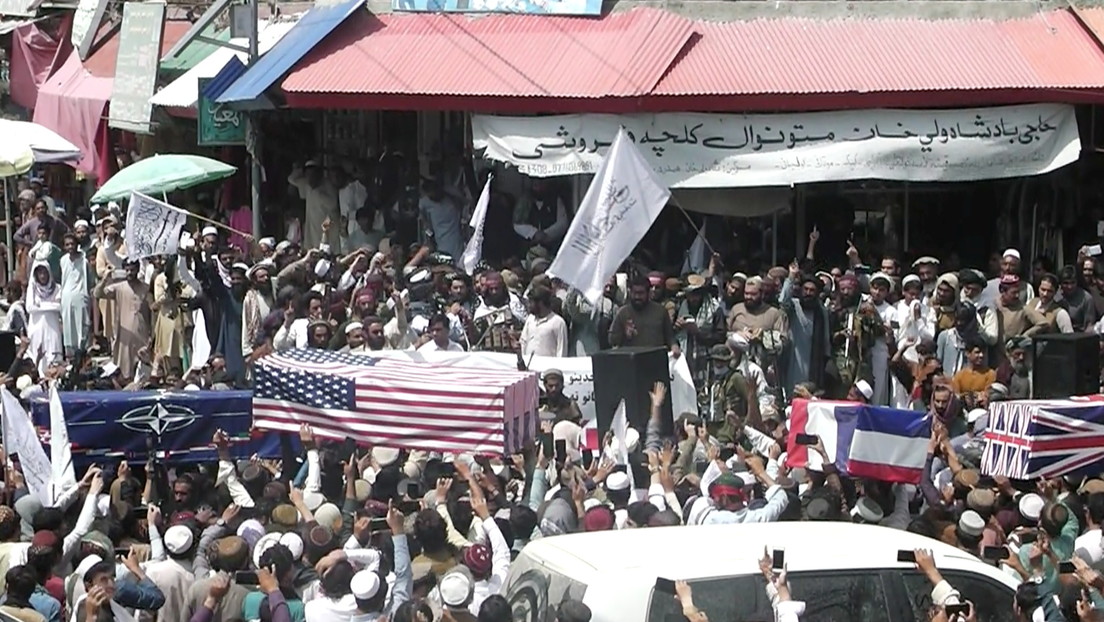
109 2 165 134
198 76 246 146
473 103 1082 188
392 0 599 16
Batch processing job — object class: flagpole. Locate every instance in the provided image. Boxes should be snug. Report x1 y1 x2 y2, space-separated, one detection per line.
675 204 717 257
133 192 253 240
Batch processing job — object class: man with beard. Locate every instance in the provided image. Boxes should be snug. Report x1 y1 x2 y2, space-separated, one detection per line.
1057 265 1097 332
73 219 93 255
1028 273 1073 334
540 369 582 423
912 256 940 298
994 275 1048 347
782 268 829 399
996 338 1032 399
214 263 248 382
93 259 151 381
827 273 881 400
716 272 747 318
445 272 477 344
927 273 962 337
356 316 392 352
675 274 722 387
94 215 126 344
868 272 897 405
700 343 755 429
242 262 275 361
472 271 527 352
564 278 616 356
609 274 674 350
727 276 786 381
520 286 567 358
981 248 1035 309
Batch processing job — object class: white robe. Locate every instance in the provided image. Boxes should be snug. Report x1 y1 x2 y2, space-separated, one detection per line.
26 270 63 375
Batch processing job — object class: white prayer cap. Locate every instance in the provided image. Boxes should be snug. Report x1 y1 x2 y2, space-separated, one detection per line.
314 259 331 278
902 274 922 288
179 232 195 250
854 379 874 401
74 219 90 230
278 532 304 561
107 201 120 211
183 384 201 391
958 510 985 537
164 525 194 555
911 256 940 267
258 237 276 248
1019 493 1045 522
439 568 474 608
231 262 250 274
276 240 292 252
344 321 363 335
15 375 32 391
201 226 218 238
966 408 987 424
372 446 400 467
1003 248 1021 260
351 570 381 600
252 533 281 569
870 272 893 286
606 471 630 491
74 554 103 578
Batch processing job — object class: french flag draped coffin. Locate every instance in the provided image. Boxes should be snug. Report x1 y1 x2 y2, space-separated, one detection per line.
981 396 1104 480
785 399 932 484
252 349 540 455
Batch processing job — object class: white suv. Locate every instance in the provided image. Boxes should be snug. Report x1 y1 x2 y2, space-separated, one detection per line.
503 522 1019 622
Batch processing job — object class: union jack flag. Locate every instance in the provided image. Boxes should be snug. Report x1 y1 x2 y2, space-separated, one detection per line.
981 395 1104 479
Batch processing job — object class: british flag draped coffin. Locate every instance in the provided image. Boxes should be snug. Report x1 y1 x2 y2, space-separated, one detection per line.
981 396 1104 479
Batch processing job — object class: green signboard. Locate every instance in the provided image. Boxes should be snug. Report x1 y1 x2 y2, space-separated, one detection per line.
197 77 246 146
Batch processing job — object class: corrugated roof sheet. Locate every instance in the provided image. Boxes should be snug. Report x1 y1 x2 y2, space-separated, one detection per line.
216 0 364 104
653 11 1104 96
84 20 194 79
160 24 230 74
280 6 694 98
151 17 301 109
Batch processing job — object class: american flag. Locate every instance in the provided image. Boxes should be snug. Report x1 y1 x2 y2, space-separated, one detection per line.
252 349 540 455
982 396 1104 479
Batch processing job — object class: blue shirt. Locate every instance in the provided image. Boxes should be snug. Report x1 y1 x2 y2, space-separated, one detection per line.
29 586 61 622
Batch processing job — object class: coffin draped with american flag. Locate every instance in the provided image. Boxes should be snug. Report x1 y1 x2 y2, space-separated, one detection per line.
252 349 540 454
981 395 1104 479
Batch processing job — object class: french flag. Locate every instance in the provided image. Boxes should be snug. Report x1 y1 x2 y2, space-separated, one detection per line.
785 398 931 484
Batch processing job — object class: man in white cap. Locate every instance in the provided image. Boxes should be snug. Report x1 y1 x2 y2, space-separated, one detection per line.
911 256 940 297
437 567 478 622
288 160 339 250
868 272 897 405
142 522 197 622
981 248 1034 309
847 379 873 404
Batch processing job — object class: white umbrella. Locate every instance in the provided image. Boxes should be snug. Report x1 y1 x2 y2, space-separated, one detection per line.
0 119 82 177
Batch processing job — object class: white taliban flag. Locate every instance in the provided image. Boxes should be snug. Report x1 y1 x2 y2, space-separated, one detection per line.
547 128 670 304
125 191 189 261
610 399 635 490
48 383 76 500
461 176 492 275
1 386 53 505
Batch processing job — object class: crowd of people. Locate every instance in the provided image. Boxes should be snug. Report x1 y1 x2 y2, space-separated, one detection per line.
0 163 1101 622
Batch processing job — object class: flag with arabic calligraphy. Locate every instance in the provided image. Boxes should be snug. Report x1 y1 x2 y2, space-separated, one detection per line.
981 396 1104 479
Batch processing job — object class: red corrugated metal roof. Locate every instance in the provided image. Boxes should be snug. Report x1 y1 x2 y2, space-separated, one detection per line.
1073 6 1104 46
85 21 194 78
653 11 1104 96
281 7 694 98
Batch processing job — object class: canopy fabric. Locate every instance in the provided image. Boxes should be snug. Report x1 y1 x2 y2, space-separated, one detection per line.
0 120 82 177
32 51 112 176
150 17 300 110
90 154 237 204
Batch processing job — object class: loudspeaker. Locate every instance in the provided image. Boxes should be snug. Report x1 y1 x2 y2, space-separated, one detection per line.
591 347 673 441
0 331 17 374
1032 332 1100 398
